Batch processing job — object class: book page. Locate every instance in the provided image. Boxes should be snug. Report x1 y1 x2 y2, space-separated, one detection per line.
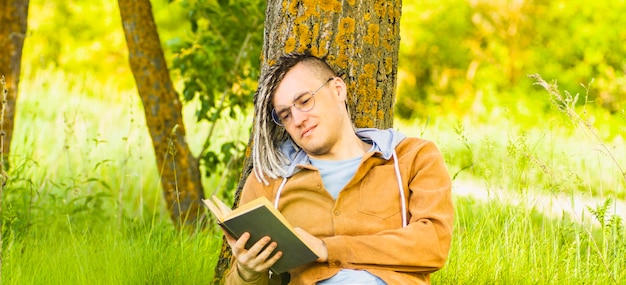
212 196 233 217
227 196 272 218
202 198 225 222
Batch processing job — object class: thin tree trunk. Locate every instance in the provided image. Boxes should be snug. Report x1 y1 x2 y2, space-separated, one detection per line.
0 0 30 167
213 0 402 283
118 0 204 226
0 2 29 275
0 76 7 285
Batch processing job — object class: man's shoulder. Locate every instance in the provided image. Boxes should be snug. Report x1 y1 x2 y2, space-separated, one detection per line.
396 137 441 156
397 136 435 147
245 170 280 185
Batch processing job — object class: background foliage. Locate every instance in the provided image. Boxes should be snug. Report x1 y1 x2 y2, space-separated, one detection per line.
168 0 265 201
21 0 626 137
397 0 626 122
2 0 625 283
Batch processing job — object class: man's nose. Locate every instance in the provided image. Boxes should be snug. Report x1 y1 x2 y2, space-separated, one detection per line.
290 107 308 126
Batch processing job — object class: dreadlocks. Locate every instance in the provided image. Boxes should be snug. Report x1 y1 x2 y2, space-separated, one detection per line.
252 51 337 184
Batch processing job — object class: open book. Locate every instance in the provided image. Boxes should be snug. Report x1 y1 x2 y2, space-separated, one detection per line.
202 195 319 273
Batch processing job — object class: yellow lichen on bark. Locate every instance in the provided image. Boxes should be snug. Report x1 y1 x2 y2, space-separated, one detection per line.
377 84 384 101
355 63 377 121
373 1 387 18
387 2 399 21
379 25 392 51
245 140 253 158
319 0 342 12
284 37 297 54
309 46 319 57
384 57 393 74
363 63 377 79
338 18 356 35
311 23 322 55
358 63 380 100
317 45 327 57
294 5 315 26
355 112 374 127
364 24 380 46
352 59 360 70
296 24 312 51
346 82 357 97
287 0 299 15
335 17 356 69
377 109 386 122
312 22 320 42
300 0 316 17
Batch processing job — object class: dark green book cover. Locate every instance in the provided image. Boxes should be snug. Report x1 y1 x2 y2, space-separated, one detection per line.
206 196 319 274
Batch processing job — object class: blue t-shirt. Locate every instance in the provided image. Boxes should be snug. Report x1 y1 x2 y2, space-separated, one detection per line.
309 155 361 199
309 144 387 285
317 269 387 285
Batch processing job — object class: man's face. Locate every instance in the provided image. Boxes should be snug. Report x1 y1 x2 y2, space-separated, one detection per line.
272 64 348 159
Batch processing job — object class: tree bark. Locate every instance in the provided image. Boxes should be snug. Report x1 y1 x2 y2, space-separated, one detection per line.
213 0 402 283
0 0 29 167
118 0 204 226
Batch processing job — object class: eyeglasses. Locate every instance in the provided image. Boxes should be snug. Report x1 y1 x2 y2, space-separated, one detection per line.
271 78 334 126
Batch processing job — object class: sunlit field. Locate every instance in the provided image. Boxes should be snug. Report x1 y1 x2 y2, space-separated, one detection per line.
3 0 626 284
4 64 624 284
3 69 235 284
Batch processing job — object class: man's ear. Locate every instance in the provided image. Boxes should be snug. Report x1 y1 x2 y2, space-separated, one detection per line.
331 77 348 101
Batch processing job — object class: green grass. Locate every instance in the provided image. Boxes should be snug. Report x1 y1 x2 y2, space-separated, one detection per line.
2 68 241 283
2 68 625 284
2 221 221 285
396 87 626 200
396 82 626 283
434 196 625 284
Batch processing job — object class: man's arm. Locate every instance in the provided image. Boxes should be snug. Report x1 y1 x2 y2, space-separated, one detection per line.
223 176 282 285
223 232 282 281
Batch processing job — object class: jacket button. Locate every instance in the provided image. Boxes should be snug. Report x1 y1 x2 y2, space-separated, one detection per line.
334 210 340 216
334 260 341 266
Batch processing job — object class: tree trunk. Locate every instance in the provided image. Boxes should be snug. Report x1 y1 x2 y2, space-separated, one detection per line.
118 0 204 226
0 0 29 167
213 0 402 283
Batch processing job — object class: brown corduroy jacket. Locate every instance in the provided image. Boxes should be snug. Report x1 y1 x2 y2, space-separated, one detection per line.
225 137 454 285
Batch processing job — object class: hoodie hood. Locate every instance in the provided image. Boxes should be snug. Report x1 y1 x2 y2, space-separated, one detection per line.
278 128 407 177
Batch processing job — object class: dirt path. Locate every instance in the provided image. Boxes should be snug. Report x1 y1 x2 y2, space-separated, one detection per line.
452 179 626 226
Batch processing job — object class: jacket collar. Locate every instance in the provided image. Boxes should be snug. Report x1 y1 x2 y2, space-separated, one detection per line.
278 128 406 177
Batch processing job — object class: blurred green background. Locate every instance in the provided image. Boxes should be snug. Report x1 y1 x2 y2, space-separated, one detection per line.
21 0 626 124
4 0 625 283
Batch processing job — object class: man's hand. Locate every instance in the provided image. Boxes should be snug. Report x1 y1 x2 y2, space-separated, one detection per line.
224 231 283 281
294 227 328 262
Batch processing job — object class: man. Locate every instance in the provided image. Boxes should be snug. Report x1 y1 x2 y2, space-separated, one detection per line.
224 52 454 285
